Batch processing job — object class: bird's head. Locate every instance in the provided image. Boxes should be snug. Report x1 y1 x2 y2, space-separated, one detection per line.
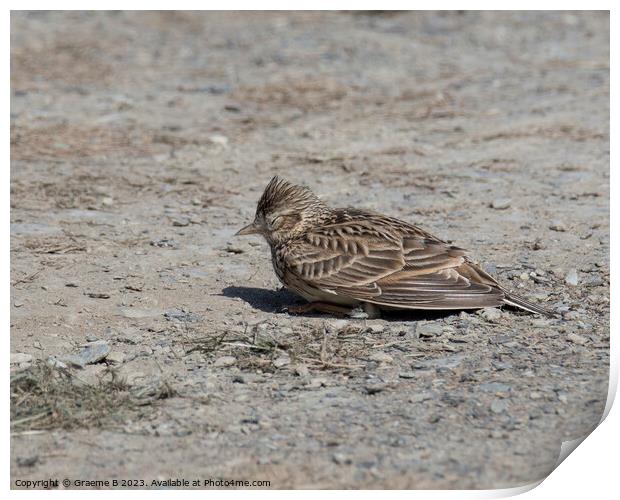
236 176 330 245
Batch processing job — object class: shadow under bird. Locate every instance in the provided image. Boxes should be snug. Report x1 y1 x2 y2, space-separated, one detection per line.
236 176 553 318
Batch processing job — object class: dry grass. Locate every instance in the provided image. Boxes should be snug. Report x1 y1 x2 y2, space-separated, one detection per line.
10 362 174 434
184 321 409 374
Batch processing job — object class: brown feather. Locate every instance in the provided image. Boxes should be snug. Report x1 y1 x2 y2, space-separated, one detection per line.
240 178 553 315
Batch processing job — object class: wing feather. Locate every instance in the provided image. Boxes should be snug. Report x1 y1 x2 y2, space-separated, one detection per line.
280 215 505 310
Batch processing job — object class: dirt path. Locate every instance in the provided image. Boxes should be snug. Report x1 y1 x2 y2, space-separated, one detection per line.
11 11 609 489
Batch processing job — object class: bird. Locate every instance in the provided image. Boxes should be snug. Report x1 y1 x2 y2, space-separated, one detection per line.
236 176 553 318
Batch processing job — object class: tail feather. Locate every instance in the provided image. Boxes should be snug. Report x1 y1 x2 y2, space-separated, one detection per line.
503 292 556 317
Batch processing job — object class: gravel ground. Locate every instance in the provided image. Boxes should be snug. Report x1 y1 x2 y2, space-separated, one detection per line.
10 11 609 489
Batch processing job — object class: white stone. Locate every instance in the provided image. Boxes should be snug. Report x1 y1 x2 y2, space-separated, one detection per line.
478 307 502 322
565 269 580 286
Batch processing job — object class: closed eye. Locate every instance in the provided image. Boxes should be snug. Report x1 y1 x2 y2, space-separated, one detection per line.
271 216 284 229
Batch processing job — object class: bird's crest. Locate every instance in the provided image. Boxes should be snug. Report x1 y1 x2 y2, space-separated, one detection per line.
257 176 324 215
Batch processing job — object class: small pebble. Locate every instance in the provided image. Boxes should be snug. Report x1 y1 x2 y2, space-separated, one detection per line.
328 319 350 332
409 392 432 403
106 352 125 364
116 328 142 344
214 356 236 367
490 198 511 210
150 238 178 248
332 453 352 465
549 221 567 232
294 364 310 377
477 307 502 322
565 269 579 286
273 356 290 368
348 309 369 319
490 399 508 414
417 323 443 337
208 134 229 147
585 276 604 287
364 383 388 395
367 324 385 334
47 356 67 369
567 333 588 345
225 243 245 254
61 340 110 368
172 218 190 227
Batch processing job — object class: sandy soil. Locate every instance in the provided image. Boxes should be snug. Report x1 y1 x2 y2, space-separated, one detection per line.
10 11 609 489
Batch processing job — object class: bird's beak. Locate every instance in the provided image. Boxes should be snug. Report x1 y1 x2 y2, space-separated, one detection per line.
235 222 261 236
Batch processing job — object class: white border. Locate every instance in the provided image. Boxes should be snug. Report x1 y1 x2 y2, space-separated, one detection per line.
5 3 615 498
3 2 618 10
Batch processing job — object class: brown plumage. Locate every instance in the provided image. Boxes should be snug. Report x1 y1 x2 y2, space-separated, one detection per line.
236 176 553 317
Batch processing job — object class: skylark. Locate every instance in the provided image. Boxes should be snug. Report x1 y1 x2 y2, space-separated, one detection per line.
236 176 552 317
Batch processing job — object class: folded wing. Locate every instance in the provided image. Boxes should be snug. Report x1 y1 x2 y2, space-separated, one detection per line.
281 218 505 310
